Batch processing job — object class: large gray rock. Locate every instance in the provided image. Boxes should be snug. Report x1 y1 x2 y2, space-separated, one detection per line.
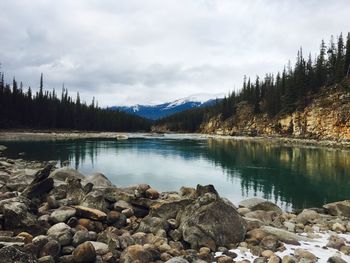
239 198 282 214
138 216 170 235
49 167 85 182
178 185 246 250
90 241 109 255
296 209 320 224
22 164 54 199
323 200 350 217
87 172 112 187
47 223 72 246
0 197 39 234
49 206 76 223
80 190 108 212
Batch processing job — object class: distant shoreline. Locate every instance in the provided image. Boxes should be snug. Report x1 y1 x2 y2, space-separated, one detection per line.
0 130 350 150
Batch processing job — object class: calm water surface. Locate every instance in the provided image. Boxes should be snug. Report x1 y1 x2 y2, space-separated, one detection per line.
1 135 350 210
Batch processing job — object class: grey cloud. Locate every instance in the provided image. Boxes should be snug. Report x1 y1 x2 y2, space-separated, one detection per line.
0 0 349 106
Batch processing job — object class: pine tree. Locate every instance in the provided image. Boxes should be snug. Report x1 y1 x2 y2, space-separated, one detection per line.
345 33 350 77
335 33 345 81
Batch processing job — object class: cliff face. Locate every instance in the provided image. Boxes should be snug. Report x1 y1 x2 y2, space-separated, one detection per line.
200 86 350 141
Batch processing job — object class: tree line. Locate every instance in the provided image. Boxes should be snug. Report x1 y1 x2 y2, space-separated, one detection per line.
0 72 151 131
156 32 350 132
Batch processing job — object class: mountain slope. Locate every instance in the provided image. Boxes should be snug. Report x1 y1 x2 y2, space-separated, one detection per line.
112 93 224 120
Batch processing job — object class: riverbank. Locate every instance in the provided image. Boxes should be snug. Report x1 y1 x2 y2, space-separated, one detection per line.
1 131 350 151
0 147 350 262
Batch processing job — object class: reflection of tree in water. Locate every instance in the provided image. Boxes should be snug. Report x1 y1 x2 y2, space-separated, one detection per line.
203 139 350 209
0 139 104 170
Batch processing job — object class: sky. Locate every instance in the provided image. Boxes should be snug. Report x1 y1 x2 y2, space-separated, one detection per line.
1 0 350 107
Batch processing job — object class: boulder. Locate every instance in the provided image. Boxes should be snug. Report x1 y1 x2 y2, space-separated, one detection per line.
149 199 193 220
294 248 317 263
86 172 112 187
65 179 85 205
323 200 350 217
39 240 61 258
47 223 72 246
73 241 96 263
165 257 190 263
138 216 170 235
120 244 153 263
72 230 90 247
107 211 127 228
0 245 36 263
90 241 109 255
49 167 85 182
244 210 278 225
114 200 132 212
178 185 246 250
80 190 109 212
1 197 39 234
327 256 347 263
145 188 160 199
239 198 282 214
296 209 320 224
22 164 54 199
38 255 55 263
49 206 76 223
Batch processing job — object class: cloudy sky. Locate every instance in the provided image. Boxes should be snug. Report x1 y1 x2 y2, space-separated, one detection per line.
1 0 349 106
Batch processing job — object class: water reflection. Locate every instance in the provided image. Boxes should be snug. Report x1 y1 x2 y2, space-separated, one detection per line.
1 138 350 210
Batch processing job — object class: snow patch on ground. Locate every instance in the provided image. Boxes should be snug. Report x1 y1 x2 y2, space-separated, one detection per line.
215 231 350 262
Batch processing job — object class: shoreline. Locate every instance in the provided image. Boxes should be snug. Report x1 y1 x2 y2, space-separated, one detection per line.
0 149 350 262
1 130 350 150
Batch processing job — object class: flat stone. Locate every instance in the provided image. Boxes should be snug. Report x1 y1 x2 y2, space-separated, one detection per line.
74 205 107 221
260 226 309 244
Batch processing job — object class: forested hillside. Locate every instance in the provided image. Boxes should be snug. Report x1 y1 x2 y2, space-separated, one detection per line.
0 72 150 131
154 33 350 134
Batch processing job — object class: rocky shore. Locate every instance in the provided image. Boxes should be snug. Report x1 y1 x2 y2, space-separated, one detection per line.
0 146 350 263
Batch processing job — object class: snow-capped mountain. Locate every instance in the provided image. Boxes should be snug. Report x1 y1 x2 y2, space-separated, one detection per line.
111 93 224 120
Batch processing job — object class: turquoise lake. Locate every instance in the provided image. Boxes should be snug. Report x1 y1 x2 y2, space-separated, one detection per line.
1 135 350 210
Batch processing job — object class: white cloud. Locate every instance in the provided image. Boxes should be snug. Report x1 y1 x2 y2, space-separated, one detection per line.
0 0 349 106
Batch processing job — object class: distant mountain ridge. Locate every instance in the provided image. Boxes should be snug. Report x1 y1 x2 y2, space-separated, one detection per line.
111 93 224 120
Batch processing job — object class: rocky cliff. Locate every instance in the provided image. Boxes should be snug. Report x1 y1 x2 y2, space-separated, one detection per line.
200 85 350 141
